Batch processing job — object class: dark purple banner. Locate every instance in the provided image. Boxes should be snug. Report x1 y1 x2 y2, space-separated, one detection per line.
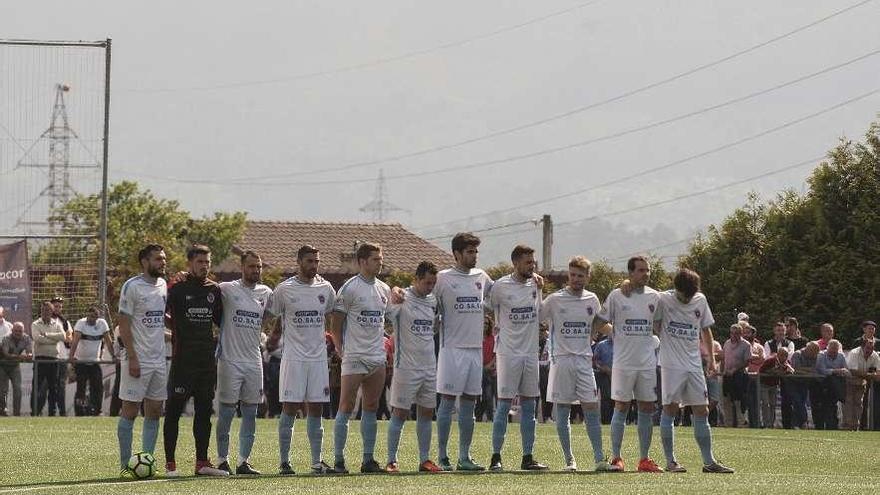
0 240 32 331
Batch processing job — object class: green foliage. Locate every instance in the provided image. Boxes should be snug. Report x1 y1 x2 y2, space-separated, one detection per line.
484 262 512 281
383 270 414 289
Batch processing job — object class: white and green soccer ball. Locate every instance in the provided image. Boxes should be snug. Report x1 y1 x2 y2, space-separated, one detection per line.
127 452 156 479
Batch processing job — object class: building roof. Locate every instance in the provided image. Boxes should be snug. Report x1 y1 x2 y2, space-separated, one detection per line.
216 220 455 276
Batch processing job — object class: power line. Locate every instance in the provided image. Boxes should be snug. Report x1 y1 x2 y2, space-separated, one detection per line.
608 238 695 263
120 0 604 94
137 0 873 183
425 219 537 240
414 86 880 231
118 45 880 187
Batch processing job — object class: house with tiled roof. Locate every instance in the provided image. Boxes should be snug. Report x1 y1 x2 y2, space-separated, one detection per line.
215 220 455 288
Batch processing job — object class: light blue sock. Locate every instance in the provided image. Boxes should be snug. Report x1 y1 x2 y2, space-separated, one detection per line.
492 399 512 454
637 410 654 460
416 415 432 463
279 412 295 464
554 404 573 463
585 408 604 463
117 417 134 469
458 399 476 462
216 403 235 462
239 403 258 464
386 415 405 464
519 398 537 456
334 411 351 464
692 414 715 465
142 418 159 455
610 408 626 459
660 413 676 465
361 410 378 463
436 397 455 461
306 415 324 465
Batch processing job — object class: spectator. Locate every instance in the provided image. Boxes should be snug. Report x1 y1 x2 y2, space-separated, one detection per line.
816 323 834 351
742 322 765 428
852 320 879 349
843 339 880 430
764 322 794 428
109 325 123 417
593 335 613 424
721 324 750 427
701 334 723 425
788 342 820 429
326 332 342 419
784 317 808 351
759 346 794 428
50 296 73 417
264 320 282 418
538 324 551 422
0 322 32 416
815 340 848 430
377 329 394 420
69 305 113 416
31 301 66 416
475 316 496 422
764 321 794 357
0 306 13 340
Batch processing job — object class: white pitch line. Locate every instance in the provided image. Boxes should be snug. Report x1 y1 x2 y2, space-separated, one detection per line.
0 478 171 493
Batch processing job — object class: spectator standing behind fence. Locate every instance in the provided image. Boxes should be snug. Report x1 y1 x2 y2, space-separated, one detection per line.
721 324 750 427
785 317 808 351
31 301 66 416
0 307 13 340
759 347 794 428
538 324 552 422
816 323 834 351
0 322 32 416
763 322 794 428
815 340 848 430
50 296 73 417
852 320 878 349
788 342 819 429
69 306 114 416
741 322 765 428
701 336 723 425
593 335 613 424
843 339 880 430
264 322 282 418
475 316 496 422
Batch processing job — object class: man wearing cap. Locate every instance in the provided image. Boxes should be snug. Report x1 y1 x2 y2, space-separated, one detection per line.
852 321 879 349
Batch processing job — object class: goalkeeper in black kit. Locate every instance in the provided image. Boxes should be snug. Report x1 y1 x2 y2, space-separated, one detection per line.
163 244 228 477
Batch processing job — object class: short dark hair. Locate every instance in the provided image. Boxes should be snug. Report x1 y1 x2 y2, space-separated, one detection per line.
451 232 481 254
296 245 319 261
186 244 211 260
415 261 438 279
627 255 649 273
673 268 701 299
774 321 787 328
138 244 164 262
240 250 261 263
510 244 535 263
356 242 382 261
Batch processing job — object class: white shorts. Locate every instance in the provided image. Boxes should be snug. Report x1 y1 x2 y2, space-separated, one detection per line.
661 368 708 407
436 347 482 397
280 359 330 403
217 359 263 404
611 368 658 402
341 355 385 377
548 355 598 404
390 367 437 410
118 361 167 402
496 354 540 400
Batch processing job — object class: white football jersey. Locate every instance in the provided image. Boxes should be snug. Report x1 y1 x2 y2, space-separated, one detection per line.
597 287 660 371
218 279 273 363
73 317 110 361
488 274 541 357
655 290 715 372
434 267 492 349
269 276 336 362
387 287 437 370
333 274 390 360
542 288 600 358
117 274 168 366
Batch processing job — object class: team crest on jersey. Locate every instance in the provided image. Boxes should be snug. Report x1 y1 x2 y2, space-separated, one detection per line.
695 310 701 318
380 296 387 304
475 282 482 290
587 307 593 316
324 387 330 396
318 294 326 304
532 291 537 299
207 293 215 303
649 304 655 312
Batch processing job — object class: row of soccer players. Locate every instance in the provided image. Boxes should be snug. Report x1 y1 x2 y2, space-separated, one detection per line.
114 234 732 477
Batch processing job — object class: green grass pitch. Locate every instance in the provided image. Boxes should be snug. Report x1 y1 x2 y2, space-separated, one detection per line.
0 417 878 494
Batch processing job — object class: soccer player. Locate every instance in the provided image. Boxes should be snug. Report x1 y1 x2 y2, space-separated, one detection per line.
487 245 548 471
384 261 442 473
654 268 733 473
269 245 336 475
541 256 614 472
116 244 168 477
163 245 227 477
433 232 492 471
595 255 663 472
329 242 390 474
215 250 273 475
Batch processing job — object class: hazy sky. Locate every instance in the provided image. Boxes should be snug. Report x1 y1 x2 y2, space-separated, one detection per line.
2 0 879 267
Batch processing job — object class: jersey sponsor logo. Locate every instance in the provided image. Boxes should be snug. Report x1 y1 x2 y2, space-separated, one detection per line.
292 310 324 327
410 319 434 337
667 321 697 338
454 296 482 312
509 306 536 323
561 321 589 336
235 309 260 319
620 318 651 336
357 310 384 326
142 310 165 328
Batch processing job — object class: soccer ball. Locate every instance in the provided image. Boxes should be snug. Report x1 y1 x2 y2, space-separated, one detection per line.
127 452 156 479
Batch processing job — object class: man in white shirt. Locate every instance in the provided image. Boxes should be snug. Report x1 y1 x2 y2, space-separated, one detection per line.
69 305 113 416
654 268 732 474
843 339 880 430
268 246 336 475
488 245 548 471
0 306 13 340
329 242 390 474
116 244 168 478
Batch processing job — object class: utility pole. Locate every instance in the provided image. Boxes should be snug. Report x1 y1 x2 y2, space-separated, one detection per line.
541 214 552 273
